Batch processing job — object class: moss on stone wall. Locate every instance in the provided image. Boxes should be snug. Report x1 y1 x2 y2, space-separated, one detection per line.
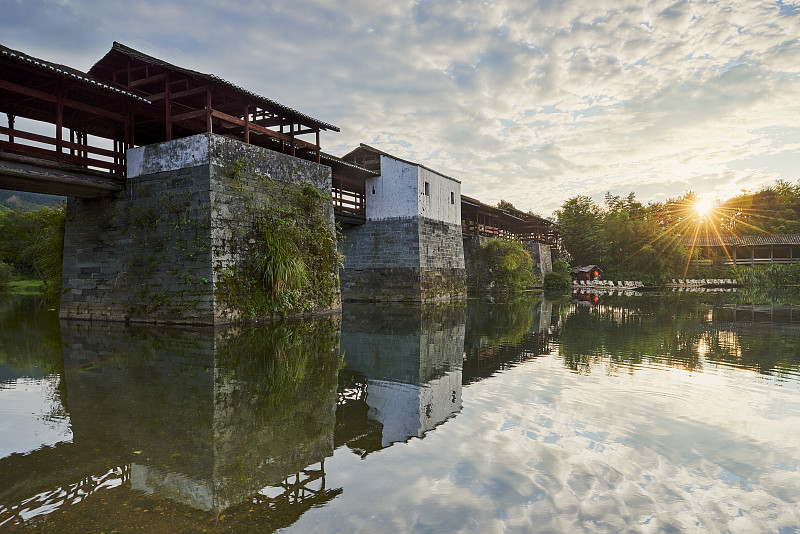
215 179 342 318
127 189 212 320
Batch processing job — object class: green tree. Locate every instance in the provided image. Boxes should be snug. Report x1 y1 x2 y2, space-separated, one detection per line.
469 238 537 292
555 195 609 267
0 206 65 300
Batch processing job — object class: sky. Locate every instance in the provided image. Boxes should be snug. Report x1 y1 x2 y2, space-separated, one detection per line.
3 0 800 216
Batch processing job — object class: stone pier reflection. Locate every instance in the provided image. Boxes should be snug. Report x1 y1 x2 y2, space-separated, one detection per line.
337 303 466 453
59 317 342 514
462 294 557 383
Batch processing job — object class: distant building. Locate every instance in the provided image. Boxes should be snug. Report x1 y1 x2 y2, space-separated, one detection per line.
571 265 602 282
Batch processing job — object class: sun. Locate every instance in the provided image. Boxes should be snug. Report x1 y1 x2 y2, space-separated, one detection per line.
694 197 714 218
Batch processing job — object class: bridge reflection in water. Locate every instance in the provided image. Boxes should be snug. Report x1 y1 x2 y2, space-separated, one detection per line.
338 304 466 454
0 316 343 530
0 296 558 530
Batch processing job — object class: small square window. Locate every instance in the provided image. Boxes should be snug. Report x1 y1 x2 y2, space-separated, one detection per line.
424 182 430 196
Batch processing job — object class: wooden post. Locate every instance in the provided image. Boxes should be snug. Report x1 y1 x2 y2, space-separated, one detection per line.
124 112 132 149
206 86 212 133
8 113 15 144
165 72 172 141
56 92 64 162
243 104 250 144
316 130 320 163
290 123 295 156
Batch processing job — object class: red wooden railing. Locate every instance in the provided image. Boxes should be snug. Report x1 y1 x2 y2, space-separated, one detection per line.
332 174 365 218
0 125 125 173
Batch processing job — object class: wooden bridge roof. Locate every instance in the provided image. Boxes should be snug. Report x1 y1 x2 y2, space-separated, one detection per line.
343 144 462 183
0 44 148 140
685 234 800 247
321 151 378 181
89 42 339 141
461 194 554 229
91 42 339 132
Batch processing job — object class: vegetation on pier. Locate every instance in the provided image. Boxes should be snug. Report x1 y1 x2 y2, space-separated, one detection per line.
543 258 571 290
216 180 342 317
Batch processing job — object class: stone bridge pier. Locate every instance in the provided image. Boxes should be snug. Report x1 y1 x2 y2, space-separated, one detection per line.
338 145 467 302
60 133 338 324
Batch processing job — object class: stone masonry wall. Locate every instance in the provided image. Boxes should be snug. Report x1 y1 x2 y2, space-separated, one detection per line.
339 216 465 301
61 133 337 324
339 217 421 301
206 134 338 321
418 217 466 300
462 235 489 289
60 163 214 323
524 241 553 278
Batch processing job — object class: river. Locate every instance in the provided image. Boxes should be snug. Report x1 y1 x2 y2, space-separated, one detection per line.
1 291 799 532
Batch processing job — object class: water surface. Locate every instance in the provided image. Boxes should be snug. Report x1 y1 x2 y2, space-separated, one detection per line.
1 292 799 532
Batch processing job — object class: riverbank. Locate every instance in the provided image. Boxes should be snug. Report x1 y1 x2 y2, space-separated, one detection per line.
3 279 44 296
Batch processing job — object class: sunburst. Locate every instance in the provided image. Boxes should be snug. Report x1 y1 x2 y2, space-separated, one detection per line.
599 185 800 282
693 196 714 219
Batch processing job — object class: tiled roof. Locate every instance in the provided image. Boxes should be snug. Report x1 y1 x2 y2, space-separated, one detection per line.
92 42 339 131
0 44 150 103
461 194 552 226
355 144 461 183
685 234 800 246
320 152 379 177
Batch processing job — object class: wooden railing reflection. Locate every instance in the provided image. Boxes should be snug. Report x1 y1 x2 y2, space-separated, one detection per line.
0 465 130 529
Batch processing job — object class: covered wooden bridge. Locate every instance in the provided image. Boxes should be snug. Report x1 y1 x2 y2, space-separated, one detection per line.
0 43 374 220
461 194 559 246
686 234 800 265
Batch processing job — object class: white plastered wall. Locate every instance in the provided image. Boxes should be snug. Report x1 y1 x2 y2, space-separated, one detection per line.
365 154 461 224
365 156 419 220
418 166 460 225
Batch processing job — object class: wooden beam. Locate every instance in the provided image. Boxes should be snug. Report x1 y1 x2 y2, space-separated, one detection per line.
148 85 209 102
129 73 167 89
56 92 63 162
169 109 210 123
0 79 126 122
210 110 318 151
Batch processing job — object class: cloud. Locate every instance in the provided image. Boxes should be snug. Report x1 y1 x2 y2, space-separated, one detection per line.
3 0 800 215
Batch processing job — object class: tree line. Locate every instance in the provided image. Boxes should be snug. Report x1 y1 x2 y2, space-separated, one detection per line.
554 180 800 285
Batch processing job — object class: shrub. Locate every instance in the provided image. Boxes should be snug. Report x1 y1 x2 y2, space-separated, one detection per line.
470 239 537 292
544 257 571 291
215 181 342 317
0 260 14 290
